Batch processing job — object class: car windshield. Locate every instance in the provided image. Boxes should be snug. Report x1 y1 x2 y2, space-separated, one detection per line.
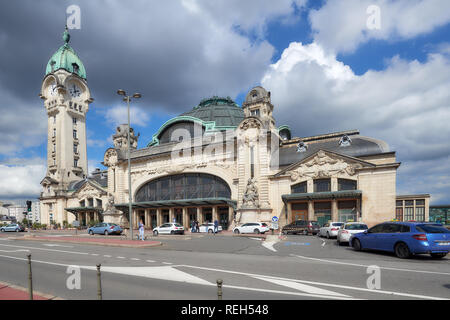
310 222 319 226
174 223 183 227
261 223 268 227
416 224 450 234
345 224 368 230
332 223 344 227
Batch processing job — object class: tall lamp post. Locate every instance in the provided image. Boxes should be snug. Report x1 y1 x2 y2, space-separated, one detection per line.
117 89 141 240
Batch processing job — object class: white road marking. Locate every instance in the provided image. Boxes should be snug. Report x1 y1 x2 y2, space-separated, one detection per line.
91 254 99 256
321 240 326 247
116 256 125 259
43 244 73 248
0 243 89 256
252 276 350 297
162 262 172 265
262 241 277 252
0 249 30 253
0 254 447 300
291 254 450 276
131 258 140 261
176 264 448 300
81 265 211 286
104 255 112 258
146 260 155 263
249 238 264 241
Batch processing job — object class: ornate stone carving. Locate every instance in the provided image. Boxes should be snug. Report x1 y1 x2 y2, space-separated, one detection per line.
239 118 261 131
242 178 259 208
287 151 363 181
113 124 139 150
104 148 118 167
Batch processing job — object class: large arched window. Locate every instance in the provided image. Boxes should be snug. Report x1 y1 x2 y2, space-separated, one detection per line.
158 121 204 144
135 173 231 202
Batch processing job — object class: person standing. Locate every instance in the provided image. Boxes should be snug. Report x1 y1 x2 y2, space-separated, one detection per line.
138 220 145 241
195 220 199 233
213 219 219 234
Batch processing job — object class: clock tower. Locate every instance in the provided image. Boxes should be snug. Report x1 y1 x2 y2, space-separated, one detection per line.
39 27 93 223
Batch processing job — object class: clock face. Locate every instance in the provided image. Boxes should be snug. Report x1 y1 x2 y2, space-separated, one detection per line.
48 82 57 96
69 83 82 98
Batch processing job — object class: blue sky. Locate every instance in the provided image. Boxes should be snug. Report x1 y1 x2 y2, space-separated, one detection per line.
0 0 449 205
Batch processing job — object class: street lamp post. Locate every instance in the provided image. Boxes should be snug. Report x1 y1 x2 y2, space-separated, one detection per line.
117 89 141 240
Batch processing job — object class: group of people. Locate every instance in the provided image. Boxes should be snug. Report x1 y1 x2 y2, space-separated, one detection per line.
191 220 220 234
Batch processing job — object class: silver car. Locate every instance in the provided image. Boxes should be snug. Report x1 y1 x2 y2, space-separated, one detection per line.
337 222 368 245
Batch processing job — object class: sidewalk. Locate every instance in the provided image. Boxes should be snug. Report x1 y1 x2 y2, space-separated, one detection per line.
16 234 162 248
0 281 60 300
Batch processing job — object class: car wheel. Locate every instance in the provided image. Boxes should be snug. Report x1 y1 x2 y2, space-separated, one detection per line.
0 229 4 232
89 230 94 235
234 229 240 234
153 230 158 236
254 229 260 234
104 230 109 236
353 239 362 251
326 232 330 239
208 229 213 234
170 230 175 235
430 253 447 259
303 229 308 235
394 242 411 259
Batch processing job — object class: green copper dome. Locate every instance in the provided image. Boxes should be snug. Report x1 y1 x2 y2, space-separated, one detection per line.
45 27 86 79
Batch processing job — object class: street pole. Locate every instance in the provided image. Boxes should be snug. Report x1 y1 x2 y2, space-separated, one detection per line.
96 264 102 300
117 90 141 241
27 254 33 300
126 96 133 241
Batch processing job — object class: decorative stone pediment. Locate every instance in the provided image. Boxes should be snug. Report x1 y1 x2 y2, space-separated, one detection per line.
239 117 261 131
103 148 118 167
73 181 106 199
285 150 369 181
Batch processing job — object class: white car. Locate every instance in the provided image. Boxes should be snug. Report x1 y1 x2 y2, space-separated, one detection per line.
152 223 185 235
337 222 368 245
233 222 269 234
199 223 223 233
318 222 345 239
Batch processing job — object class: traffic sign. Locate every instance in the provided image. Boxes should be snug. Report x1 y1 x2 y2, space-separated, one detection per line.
272 216 278 222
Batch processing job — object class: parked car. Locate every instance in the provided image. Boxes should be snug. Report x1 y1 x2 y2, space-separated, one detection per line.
153 223 185 235
337 222 368 245
318 222 345 238
350 222 450 259
233 222 269 234
281 220 319 235
198 223 223 233
88 223 123 235
0 223 25 232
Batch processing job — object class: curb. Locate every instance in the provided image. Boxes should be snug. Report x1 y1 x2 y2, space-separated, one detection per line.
15 236 163 248
0 281 63 300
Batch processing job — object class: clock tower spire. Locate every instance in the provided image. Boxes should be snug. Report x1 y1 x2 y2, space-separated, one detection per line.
40 26 93 200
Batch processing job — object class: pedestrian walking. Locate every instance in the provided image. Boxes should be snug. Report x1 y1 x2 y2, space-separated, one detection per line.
138 220 145 241
195 220 199 233
213 220 219 234
191 220 195 233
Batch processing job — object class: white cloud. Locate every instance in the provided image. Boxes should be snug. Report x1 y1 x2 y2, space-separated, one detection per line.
309 0 450 54
104 105 150 127
0 162 46 199
262 41 450 201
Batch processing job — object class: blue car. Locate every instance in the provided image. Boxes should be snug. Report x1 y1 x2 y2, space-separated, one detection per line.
350 222 450 259
88 223 122 235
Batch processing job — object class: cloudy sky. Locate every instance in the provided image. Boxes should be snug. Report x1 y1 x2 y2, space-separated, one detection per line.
0 0 449 205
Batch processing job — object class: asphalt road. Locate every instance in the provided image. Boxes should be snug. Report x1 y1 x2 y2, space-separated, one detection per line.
0 232 449 300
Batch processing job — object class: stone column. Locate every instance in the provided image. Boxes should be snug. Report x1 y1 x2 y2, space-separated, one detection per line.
228 206 234 230
198 207 203 224
145 209 150 228
156 208 162 226
169 208 174 223
332 199 338 222
212 206 218 223
287 202 292 224
182 207 188 230
308 201 314 220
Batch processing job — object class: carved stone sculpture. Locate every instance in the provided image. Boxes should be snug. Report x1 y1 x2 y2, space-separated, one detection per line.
242 178 259 208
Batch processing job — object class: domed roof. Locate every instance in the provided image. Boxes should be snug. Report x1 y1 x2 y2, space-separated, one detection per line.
45 27 86 79
180 96 244 127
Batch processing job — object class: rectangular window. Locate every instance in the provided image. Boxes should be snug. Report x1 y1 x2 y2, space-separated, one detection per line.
314 201 332 226
251 109 260 117
72 117 77 125
396 200 403 207
314 179 331 193
73 144 78 154
396 208 403 221
338 200 357 222
291 182 307 194
53 144 56 152
415 207 425 222
415 199 425 206
404 206 414 221
338 179 357 191
73 129 77 139
250 146 255 178
74 159 78 167
53 128 56 137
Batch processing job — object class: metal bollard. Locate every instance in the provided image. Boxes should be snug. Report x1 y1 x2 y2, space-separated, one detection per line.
96 264 102 300
216 279 223 300
27 254 33 300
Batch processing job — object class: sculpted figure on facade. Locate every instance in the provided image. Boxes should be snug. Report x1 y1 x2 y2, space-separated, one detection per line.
113 124 139 150
242 178 259 208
